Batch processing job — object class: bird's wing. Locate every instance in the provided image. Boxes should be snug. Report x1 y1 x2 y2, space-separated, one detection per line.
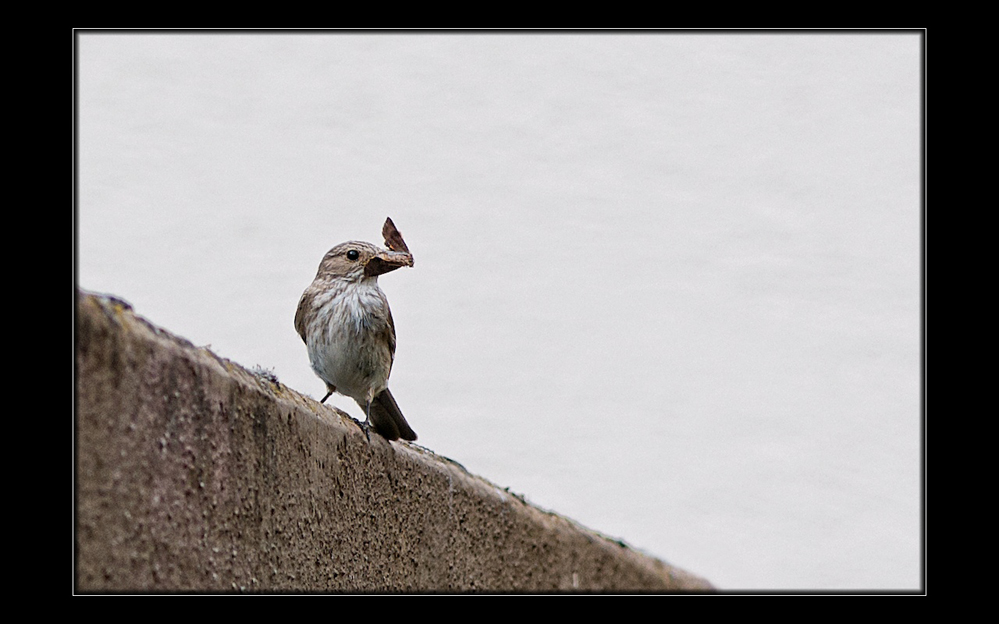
385 298 397 359
294 292 310 343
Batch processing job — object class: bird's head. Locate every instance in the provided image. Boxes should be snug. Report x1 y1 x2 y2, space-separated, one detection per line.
316 241 414 283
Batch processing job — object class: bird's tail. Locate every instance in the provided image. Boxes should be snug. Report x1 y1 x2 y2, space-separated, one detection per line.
365 388 418 441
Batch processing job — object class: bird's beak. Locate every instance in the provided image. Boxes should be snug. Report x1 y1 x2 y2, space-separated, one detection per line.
364 249 414 277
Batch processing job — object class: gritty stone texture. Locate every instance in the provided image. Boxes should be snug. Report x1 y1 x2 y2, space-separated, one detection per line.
75 289 714 593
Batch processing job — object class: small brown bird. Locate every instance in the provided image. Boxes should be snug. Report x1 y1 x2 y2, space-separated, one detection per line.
295 218 417 441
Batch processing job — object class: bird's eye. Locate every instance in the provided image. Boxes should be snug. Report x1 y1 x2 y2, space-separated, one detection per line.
346 249 360 261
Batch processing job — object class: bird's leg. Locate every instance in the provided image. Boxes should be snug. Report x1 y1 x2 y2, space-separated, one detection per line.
362 400 372 441
321 385 335 403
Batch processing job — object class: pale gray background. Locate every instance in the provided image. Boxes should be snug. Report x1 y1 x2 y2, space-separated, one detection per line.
76 31 923 591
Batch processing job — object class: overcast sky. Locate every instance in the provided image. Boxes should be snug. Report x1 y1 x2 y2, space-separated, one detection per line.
77 31 923 591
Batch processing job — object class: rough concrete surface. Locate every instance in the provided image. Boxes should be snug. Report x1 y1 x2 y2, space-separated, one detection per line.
75 288 714 593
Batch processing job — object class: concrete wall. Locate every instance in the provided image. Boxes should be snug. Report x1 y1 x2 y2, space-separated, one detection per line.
75 289 713 592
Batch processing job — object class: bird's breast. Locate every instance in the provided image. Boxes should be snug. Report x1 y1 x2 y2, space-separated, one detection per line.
304 280 394 402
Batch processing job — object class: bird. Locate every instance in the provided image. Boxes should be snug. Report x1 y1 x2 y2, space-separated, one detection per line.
294 218 417 441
